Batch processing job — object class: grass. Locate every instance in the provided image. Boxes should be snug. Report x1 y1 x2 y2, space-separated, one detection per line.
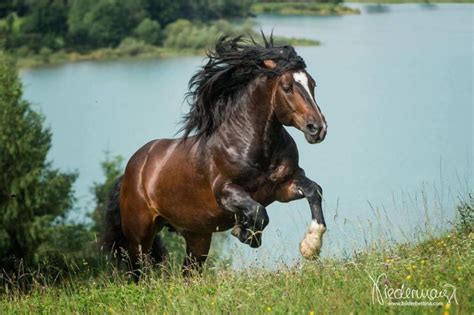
0 227 472 314
252 2 361 16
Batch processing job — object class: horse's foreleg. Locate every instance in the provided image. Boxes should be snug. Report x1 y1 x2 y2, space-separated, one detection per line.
182 232 212 276
214 182 269 248
275 169 326 259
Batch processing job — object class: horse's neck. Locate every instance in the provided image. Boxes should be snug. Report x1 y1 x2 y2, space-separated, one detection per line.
221 81 283 161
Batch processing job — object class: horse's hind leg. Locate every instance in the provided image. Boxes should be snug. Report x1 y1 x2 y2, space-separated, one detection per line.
121 207 159 282
150 234 168 265
182 232 212 276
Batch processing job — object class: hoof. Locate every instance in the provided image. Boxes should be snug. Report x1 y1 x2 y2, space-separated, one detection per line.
231 225 263 248
299 221 326 260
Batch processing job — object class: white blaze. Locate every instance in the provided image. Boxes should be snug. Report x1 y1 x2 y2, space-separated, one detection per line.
293 71 313 100
292 71 326 130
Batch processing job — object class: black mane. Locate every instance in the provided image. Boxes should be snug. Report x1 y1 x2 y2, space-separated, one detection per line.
180 34 306 138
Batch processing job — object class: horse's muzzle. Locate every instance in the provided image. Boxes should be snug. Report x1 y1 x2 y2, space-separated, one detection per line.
304 127 327 144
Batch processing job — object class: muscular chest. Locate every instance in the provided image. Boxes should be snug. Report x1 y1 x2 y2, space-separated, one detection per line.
212 127 299 197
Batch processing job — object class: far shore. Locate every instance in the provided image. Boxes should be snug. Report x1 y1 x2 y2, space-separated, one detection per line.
16 37 320 70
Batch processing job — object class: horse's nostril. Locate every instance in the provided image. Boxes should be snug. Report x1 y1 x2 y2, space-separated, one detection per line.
306 123 318 135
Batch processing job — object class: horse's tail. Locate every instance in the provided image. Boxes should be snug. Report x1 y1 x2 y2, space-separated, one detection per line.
101 175 126 254
100 175 168 264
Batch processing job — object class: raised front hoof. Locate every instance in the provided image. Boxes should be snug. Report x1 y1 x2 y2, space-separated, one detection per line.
231 226 263 248
299 237 321 260
299 222 326 260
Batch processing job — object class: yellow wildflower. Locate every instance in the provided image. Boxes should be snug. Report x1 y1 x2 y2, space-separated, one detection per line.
405 275 412 281
267 306 272 312
445 303 451 310
309 311 315 315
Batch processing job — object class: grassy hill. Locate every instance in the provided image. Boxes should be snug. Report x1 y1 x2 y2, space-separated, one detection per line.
1 227 472 314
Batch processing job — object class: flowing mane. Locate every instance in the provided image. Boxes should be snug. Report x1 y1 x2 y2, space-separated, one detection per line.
180 34 306 138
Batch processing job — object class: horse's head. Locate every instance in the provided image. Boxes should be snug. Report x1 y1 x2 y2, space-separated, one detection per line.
182 35 327 144
267 60 327 144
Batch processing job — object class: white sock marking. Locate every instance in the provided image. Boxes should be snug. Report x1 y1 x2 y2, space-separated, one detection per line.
300 220 326 259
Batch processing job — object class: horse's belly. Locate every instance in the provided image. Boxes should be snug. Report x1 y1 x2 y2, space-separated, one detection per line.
157 186 234 233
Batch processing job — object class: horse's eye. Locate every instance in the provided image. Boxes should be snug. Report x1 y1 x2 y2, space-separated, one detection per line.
282 83 292 94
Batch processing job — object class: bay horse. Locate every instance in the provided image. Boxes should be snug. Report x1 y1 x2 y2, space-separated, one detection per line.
102 35 328 279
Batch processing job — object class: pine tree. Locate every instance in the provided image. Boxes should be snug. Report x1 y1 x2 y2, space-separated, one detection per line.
0 52 77 270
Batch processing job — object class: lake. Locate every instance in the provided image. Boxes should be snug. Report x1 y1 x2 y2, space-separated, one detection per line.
21 4 473 268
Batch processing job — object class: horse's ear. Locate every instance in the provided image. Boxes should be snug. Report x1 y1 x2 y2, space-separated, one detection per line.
263 59 277 69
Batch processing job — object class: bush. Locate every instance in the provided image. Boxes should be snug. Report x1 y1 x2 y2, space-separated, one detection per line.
133 18 162 45
70 0 147 48
117 37 156 56
456 195 474 233
164 19 250 51
0 52 77 271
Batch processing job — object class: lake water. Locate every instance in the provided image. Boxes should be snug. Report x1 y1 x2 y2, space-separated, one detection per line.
21 4 473 268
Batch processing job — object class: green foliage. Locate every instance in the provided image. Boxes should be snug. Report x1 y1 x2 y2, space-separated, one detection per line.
116 38 155 56
147 0 252 25
200 0 254 19
13 0 68 51
21 0 68 36
0 0 319 65
33 223 96 271
67 0 96 48
0 0 29 19
133 18 162 45
1 0 254 53
164 19 252 51
37 0 252 50
146 0 189 26
0 52 77 270
82 0 147 47
90 155 124 235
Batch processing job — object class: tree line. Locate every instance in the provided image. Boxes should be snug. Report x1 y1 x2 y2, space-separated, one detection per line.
0 0 253 54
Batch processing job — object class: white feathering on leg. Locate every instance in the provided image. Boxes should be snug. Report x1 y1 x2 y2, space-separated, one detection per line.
299 220 326 259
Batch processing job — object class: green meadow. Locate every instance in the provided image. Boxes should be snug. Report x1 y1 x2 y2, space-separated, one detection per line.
1 200 472 314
